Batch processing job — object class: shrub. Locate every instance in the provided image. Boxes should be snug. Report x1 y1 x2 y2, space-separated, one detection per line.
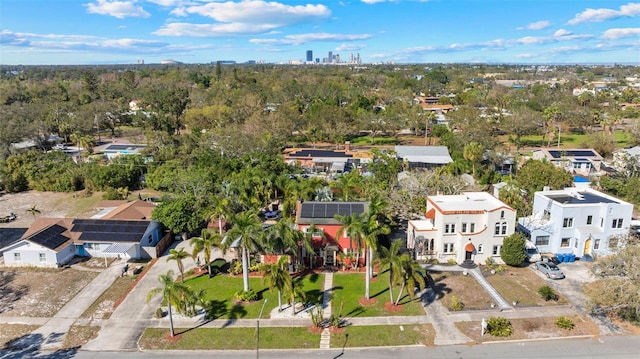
234 289 258 302
447 258 457 265
556 316 575 330
450 295 465 311
538 285 558 301
310 306 324 328
486 317 513 337
154 308 165 318
500 232 527 266
230 261 243 275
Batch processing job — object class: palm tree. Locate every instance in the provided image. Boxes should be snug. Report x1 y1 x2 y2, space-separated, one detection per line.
146 270 182 337
225 211 264 292
264 218 300 257
301 223 322 270
378 240 404 304
167 248 189 282
262 256 292 311
360 195 390 300
335 213 366 271
190 229 223 278
463 142 484 177
208 197 230 235
26 205 41 219
394 254 426 306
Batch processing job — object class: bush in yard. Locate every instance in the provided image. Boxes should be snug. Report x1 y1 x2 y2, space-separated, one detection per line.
449 295 465 311
486 317 513 337
154 307 165 318
234 289 258 302
500 232 527 266
556 316 575 330
538 285 558 301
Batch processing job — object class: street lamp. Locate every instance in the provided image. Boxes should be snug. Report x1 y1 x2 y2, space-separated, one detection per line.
256 298 268 359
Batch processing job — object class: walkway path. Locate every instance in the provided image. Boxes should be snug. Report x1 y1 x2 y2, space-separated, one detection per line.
319 271 334 349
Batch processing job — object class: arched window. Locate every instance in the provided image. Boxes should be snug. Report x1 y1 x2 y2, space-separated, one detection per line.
501 222 508 235
494 223 500 235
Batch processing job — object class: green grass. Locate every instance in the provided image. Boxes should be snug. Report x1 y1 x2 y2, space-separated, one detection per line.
348 135 399 145
517 130 630 149
139 327 320 350
331 271 426 318
184 272 324 319
331 324 434 348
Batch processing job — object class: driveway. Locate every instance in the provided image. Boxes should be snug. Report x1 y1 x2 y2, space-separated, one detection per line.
529 260 624 335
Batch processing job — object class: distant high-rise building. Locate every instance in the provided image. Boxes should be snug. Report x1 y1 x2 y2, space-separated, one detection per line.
306 50 313 62
328 51 333 63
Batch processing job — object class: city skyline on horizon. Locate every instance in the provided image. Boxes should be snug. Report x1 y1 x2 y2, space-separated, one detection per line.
1 1 639 66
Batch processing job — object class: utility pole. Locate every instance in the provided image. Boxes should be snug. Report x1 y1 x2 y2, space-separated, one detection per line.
256 298 268 359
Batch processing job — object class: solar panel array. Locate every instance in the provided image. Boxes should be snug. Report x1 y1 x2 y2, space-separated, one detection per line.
71 219 149 242
548 150 596 158
29 224 69 250
106 144 146 151
299 202 365 219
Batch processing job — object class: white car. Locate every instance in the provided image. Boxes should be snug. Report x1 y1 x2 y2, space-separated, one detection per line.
535 261 565 279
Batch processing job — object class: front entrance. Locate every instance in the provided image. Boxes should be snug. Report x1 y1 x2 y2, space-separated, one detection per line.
584 238 592 255
465 251 472 260
324 245 338 266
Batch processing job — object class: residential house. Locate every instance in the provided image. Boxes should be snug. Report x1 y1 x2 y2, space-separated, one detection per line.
1 219 76 268
95 143 148 161
407 192 516 266
395 145 453 169
283 146 370 173
532 148 603 176
517 188 633 258
413 96 454 114
612 146 640 176
295 201 369 267
1 200 169 267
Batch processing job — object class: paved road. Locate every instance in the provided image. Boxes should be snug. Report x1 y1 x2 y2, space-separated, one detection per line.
2 335 639 359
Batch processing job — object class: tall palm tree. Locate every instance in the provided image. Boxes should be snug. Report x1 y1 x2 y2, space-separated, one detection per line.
264 218 300 257
146 270 182 337
335 213 366 271
378 240 404 304
394 254 426 306
225 211 264 292
167 248 189 282
190 229 223 278
262 256 292 311
463 142 484 177
208 197 230 235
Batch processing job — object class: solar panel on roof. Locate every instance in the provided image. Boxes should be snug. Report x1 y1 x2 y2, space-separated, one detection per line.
28 224 69 250
325 203 339 217
300 204 314 218
72 218 149 242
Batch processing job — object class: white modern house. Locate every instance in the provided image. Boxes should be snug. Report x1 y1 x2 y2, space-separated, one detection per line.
517 188 633 258
532 148 603 176
407 192 516 267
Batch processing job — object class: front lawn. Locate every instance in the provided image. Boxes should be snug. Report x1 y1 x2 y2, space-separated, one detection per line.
331 271 426 318
331 324 435 348
484 266 568 306
139 327 319 350
184 271 324 320
429 271 493 310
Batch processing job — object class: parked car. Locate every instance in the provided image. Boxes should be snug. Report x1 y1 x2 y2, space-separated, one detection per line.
542 254 560 265
535 261 565 279
525 241 542 262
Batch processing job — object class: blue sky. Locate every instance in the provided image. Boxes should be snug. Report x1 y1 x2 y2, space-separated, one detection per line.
1 0 639 65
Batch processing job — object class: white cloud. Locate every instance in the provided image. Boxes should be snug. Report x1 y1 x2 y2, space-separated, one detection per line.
568 2 640 25
250 32 372 46
602 27 640 40
181 1 330 25
85 0 150 19
517 36 548 45
553 29 572 37
146 0 185 6
335 43 366 51
157 1 331 36
522 20 551 30
361 0 388 4
154 22 278 37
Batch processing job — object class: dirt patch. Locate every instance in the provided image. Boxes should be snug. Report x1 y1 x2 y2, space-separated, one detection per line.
485 266 568 306
456 315 599 343
0 324 39 348
0 267 98 317
430 272 493 310
62 325 100 349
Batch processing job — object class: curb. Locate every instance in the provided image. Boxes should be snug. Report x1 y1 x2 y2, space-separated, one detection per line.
482 334 595 345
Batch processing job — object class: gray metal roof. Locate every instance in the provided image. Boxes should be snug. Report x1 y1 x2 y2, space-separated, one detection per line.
394 146 453 164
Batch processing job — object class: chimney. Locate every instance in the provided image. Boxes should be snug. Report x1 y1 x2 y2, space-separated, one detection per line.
345 141 350 152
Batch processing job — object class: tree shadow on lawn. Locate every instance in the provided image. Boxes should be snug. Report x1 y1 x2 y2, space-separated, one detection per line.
203 299 248 328
426 274 451 301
